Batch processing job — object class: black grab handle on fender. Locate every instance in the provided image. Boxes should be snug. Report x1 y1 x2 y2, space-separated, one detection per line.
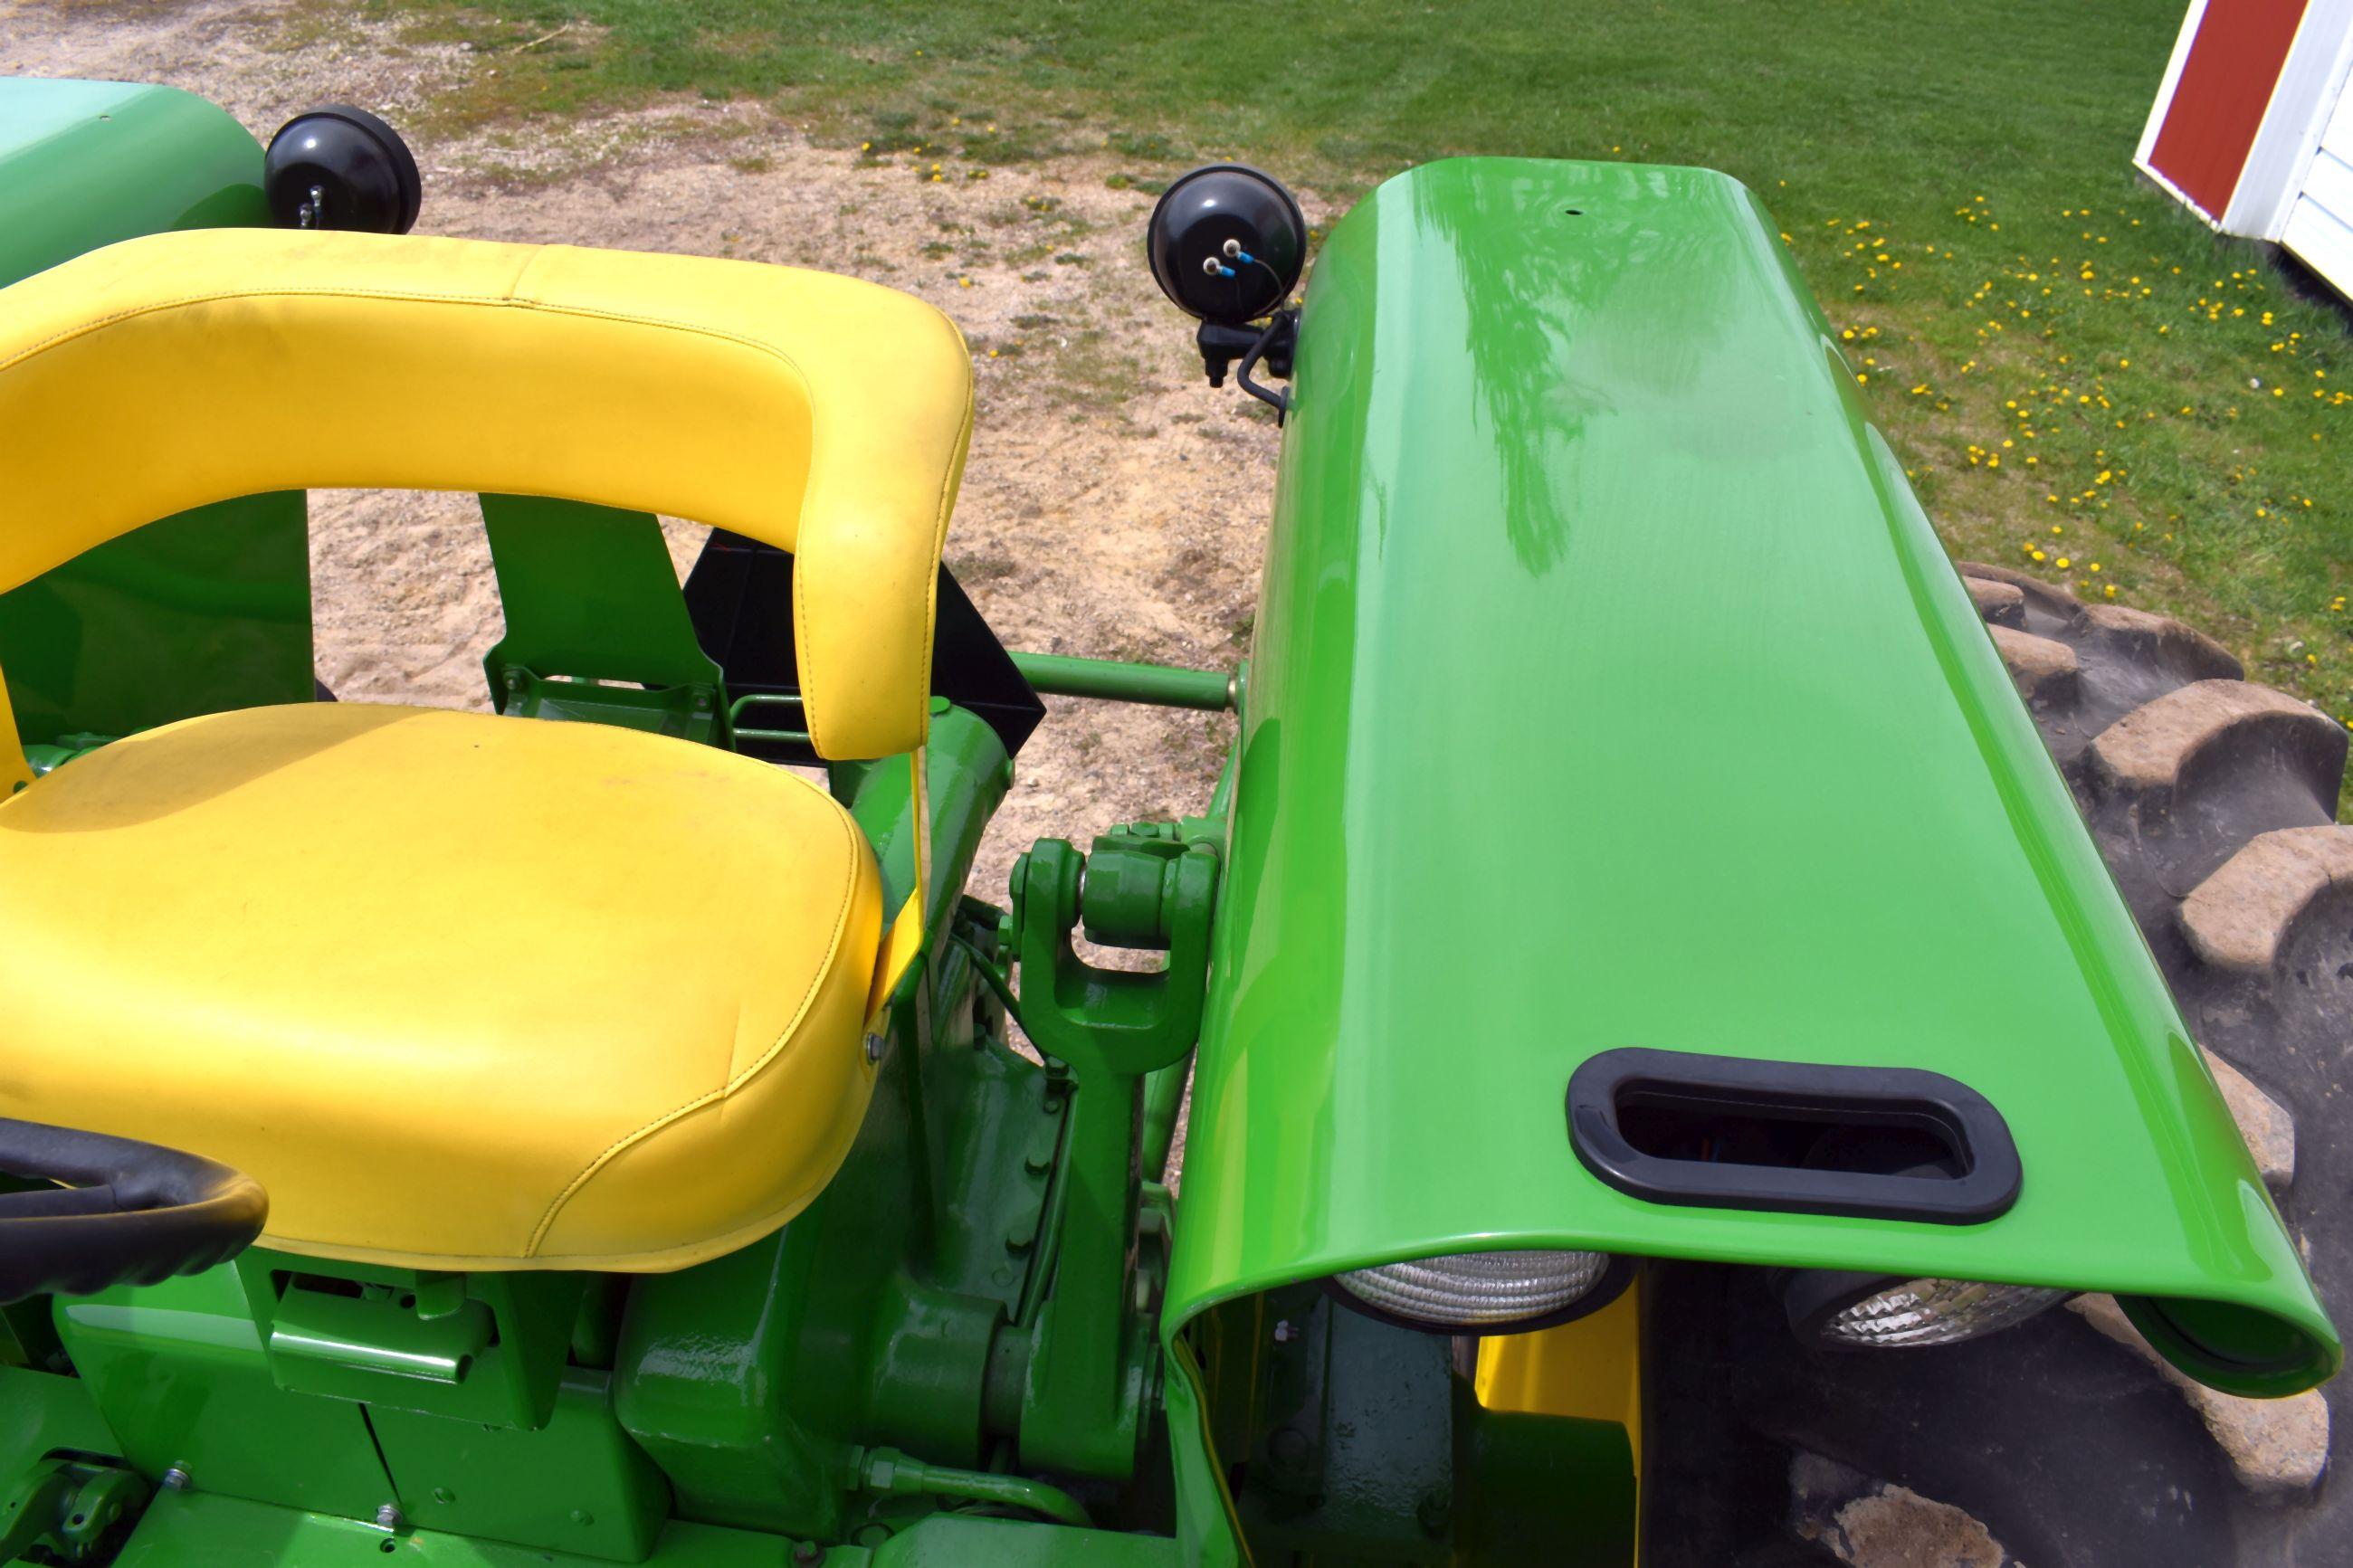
1566 1048 2022 1225
0 1119 266 1305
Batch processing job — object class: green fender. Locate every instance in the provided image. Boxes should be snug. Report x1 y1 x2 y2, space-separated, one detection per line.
1164 157 2337 1397
0 80 269 283
0 79 310 750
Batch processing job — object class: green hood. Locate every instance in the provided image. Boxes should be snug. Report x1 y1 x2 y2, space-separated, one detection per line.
1164 157 2337 1397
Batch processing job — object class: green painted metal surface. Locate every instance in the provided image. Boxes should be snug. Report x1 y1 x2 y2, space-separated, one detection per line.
1158 1344 1244 1568
368 1373 672 1562
835 699 1014 917
0 1366 118 1492
1164 157 2336 1396
54 1256 657 1560
240 1255 586 1431
483 496 726 741
55 1264 396 1519
0 494 312 751
864 1516 1177 1565
1009 654 1234 712
0 77 310 755
97 1488 1178 1566
0 81 267 280
108 1489 801 1566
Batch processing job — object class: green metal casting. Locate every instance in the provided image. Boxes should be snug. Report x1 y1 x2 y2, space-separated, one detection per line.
1010 653 1234 711
1164 156 2337 1397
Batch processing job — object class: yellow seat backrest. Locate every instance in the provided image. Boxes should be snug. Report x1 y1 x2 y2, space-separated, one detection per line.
0 228 975 761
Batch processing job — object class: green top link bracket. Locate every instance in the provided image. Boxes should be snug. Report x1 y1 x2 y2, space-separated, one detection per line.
1009 832 1218 1479
481 495 729 745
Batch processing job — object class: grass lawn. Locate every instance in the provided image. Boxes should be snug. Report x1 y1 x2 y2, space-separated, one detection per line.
379 0 2351 804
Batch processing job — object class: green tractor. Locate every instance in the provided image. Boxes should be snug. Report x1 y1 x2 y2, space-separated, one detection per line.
1 78 2348 1568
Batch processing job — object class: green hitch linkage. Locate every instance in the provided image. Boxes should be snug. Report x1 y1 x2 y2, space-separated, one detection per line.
0 1459 148 1563
1007 830 1218 1480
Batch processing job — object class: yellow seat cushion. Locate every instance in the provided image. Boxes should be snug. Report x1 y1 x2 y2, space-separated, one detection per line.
0 703 884 1272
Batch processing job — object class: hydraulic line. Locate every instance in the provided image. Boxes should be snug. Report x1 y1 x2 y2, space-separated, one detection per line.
851 1447 1091 1529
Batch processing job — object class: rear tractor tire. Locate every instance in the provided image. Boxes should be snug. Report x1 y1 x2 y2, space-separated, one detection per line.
1845 565 2350 1565
1644 565 2353 1568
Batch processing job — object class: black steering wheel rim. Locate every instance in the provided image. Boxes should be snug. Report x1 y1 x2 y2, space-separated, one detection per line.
0 1118 266 1305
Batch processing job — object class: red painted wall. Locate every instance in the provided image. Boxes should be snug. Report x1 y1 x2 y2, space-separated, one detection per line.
2148 0 2310 216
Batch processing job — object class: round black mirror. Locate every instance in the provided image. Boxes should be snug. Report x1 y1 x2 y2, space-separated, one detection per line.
264 105 423 234
1146 164 1307 325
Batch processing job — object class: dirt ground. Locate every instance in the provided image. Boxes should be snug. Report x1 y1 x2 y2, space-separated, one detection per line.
2 0 1313 911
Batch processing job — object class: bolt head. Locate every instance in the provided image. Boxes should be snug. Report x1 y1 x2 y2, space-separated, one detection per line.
160 1467 191 1492
375 1503 405 1531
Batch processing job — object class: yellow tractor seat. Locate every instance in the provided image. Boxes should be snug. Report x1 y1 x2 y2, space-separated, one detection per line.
0 701 886 1272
